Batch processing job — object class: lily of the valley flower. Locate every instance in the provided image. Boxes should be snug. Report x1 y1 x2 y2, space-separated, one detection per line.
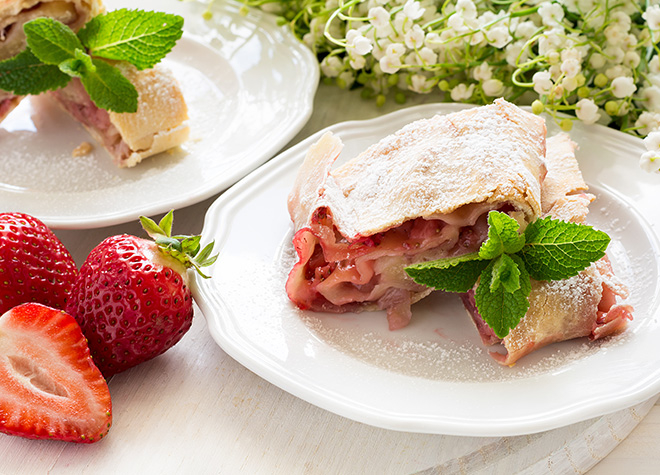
244 0 660 175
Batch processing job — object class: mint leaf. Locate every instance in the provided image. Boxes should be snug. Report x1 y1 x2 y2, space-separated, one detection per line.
520 216 610 281
478 211 526 260
475 254 531 339
24 18 85 65
80 58 138 113
0 49 70 95
58 49 96 78
78 9 184 70
490 254 521 293
405 252 488 293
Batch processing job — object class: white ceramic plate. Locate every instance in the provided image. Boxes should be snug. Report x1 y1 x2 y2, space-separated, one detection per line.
0 0 318 229
193 103 660 436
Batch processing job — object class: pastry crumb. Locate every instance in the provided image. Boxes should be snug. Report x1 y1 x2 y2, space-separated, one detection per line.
72 142 93 157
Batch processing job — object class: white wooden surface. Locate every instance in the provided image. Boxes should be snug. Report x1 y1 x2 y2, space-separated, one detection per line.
1 85 658 474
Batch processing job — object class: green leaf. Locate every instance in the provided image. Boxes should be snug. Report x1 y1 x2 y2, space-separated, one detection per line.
475 254 531 339
155 236 182 252
181 236 201 256
195 241 217 266
0 49 70 95
58 48 96 78
140 214 166 239
78 9 184 70
138 211 218 279
79 58 138 113
520 216 610 281
490 254 521 293
405 252 488 293
478 211 526 260
24 18 85 65
158 210 174 237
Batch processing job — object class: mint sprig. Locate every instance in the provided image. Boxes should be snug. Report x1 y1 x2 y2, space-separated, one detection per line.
24 17 86 64
520 216 611 281
405 211 611 338
0 49 70 95
0 9 183 113
79 10 184 71
404 252 488 293
475 254 531 338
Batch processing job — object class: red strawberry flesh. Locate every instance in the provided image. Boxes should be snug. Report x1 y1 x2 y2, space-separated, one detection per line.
0 303 112 443
0 213 78 315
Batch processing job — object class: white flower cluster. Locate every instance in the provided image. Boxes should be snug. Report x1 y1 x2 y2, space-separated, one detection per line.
243 0 660 174
641 132 660 173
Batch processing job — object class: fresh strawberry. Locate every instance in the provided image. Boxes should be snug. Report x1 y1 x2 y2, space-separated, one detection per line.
0 212 78 315
66 211 216 377
0 303 112 443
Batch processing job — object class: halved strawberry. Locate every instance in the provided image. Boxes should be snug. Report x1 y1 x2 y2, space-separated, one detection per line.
0 303 112 443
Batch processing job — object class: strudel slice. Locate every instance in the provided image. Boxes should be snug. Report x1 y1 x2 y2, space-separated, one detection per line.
49 63 189 167
461 134 633 365
286 99 547 330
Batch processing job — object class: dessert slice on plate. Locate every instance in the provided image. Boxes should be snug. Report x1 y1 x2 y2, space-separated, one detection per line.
461 133 634 365
286 99 548 330
0 0 103 120
48 63 189 167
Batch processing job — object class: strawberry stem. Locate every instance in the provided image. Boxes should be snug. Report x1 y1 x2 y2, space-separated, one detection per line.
139 210 217 279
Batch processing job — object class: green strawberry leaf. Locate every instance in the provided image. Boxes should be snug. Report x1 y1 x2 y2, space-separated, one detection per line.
405 252 488 293
78 9 184 70
79 58 138 113
158 210 174 238
520 216 610 281
139 210 217 279
195 241 217 266
180 236 202 256
475 254 531 339
0 49 70 95
478 211 526 260
24 18 85 65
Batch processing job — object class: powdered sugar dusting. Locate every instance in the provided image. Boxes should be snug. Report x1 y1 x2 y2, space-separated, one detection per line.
321 100 546 239
299 309 621 383
270 170 657 380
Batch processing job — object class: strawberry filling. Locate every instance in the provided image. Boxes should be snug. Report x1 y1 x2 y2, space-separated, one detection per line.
49 78 132 162
0 94 19 119
286 202 511 330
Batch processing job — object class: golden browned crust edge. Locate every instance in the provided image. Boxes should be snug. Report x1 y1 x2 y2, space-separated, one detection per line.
109 64 189 167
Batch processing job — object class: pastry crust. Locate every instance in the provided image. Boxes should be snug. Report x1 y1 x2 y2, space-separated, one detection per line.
289 99 547 240
477 134 632 365
0 0 103 60
109 64 189 167
541 133 590 215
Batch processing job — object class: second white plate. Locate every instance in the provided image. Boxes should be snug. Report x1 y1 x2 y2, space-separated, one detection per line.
194 103 660 436
0 0 318 228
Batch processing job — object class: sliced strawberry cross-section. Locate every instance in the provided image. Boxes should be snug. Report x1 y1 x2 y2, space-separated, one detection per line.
0 303 112 443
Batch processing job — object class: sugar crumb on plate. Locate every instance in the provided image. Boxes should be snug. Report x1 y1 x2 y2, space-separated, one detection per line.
72 141 93 157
